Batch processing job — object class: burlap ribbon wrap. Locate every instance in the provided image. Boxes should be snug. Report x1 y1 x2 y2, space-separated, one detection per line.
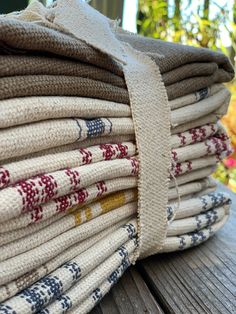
12 0 171 260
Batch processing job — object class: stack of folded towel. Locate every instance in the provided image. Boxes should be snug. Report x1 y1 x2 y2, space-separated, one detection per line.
0 2 234 313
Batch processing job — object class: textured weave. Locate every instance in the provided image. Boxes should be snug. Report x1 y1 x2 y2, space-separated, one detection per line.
171 87 230 127
40 238 136 314
0 55 231 102
0 204 136 285
3 196 228 314
118 32 234 82
121 44 170 258
0 188 229 257
0 157 139 222
0 177 137 232
0 200 137 263
168 191 230 220
0 1 233 311
0 127 230 222
74 260 131 314
0 71 230 104
0 15 233 83
170 123 218 148
168 177 216 200
1 0 172 259
0 85 222 129
0 117 134 161
0 17 123 75
170 84 224 109
0 84 228 129
1 134 135 165
171 98 229 134
0 89 228 162
0 219 128 302
0 71 229 102
0 96 131 129
0 142 135 189
0 55 126 87
63 213 230 312
168 205 228 236
162 215 229 252
0 75 129 103
0 124 221 189
58 210 228 314
1 188 229 304
0 17 233 99
0 193 228 313
0 185 229 306
0 189 137 246
1 122 217 166
0 148 225 247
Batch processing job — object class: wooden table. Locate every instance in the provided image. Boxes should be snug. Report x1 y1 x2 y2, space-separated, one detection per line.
92 184 236 313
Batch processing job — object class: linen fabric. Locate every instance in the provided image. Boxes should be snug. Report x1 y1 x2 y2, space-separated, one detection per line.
0 0 234 312
0 15 233 100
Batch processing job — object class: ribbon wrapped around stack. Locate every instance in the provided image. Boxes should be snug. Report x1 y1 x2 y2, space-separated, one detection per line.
0 1 234 313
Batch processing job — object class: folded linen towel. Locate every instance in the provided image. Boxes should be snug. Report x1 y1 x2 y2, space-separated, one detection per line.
0 92 229 162
1 184 220 303
0 177 138 232
118 33 234 99
0 62 231 102
0 124 221 188
0 128 230 223
0 2 234 312
0 176 215 236
0 55 126 88
0 117 134 161
0 185 230 262
0 190 230 306
0 75 130 103
0 84 228 129
0 17 233 100
2 121 220 166
43 210 229 314
0 219 127 302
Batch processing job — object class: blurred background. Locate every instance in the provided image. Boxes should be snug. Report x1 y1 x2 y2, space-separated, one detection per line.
1 0 236 192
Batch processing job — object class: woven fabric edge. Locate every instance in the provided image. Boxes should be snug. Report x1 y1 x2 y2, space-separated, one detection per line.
122 44 171 259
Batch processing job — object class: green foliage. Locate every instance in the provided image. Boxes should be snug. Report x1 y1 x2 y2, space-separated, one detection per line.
137 0 169 39
138 0 236 65
138 0 184 42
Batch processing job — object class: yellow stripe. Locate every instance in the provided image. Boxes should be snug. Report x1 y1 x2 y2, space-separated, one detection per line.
74 212 82 225
100 191 126 214
85 207 92 221
72 189 137 225
73 207 92 225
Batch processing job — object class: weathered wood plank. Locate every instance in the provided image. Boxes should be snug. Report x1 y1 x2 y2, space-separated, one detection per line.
138 184 236 314
92 267 163 313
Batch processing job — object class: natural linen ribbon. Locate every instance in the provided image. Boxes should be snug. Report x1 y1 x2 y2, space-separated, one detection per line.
11 0 171 260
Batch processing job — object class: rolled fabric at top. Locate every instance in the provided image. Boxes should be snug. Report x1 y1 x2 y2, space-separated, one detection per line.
117 33 234 79
0 55 230 101
0 1 234 100
0 17 233 81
